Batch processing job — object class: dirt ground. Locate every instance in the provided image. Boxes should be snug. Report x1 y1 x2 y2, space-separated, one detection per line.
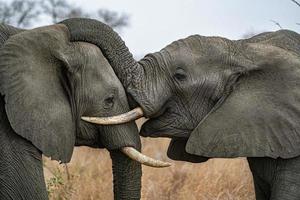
44 120 255 200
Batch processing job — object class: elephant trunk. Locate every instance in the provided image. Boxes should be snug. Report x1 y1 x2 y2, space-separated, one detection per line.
60 18 152 117
0 24 24 46
110 150 142 200
60 18 141 90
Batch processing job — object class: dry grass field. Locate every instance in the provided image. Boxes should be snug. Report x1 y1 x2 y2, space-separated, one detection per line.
44 120 255 200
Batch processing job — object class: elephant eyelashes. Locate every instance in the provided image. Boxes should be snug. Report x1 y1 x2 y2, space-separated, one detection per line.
173 68 187 81
104 95 115 109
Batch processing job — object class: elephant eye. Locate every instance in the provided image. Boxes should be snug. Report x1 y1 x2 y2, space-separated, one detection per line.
174 68 187 81
104 95 115 109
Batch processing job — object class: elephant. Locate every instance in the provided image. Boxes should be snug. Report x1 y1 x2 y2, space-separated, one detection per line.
0 23 169 200
60 18 300 200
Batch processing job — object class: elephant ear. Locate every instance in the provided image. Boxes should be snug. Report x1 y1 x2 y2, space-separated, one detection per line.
186 42 300 159
244 29 300 56
0 24 24 46
167 138 209 163
0 25 75 162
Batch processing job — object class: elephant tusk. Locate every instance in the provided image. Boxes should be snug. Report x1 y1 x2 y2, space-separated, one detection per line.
81 107 144 125
121 147 171 168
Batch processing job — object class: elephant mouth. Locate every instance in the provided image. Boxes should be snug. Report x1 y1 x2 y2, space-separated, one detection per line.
148 100 170 118
140 116 174 138
140 107 192 138
140 106 173 137
81 109 172 168
137 98 192 138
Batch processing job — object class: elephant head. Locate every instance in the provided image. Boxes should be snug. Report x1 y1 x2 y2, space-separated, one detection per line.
61 18 300 162
0 24 169 199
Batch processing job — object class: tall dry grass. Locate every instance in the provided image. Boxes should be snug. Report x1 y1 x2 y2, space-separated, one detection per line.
44 120 255 200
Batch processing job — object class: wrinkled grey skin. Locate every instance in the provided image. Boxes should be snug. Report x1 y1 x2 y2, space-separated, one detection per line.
64 18 300 200
0 24 141 200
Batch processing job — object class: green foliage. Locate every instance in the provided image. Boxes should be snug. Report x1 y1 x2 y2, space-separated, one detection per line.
46 168 65 197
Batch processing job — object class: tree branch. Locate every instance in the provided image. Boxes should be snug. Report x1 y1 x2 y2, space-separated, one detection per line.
291 0 300 7
270 19 283 29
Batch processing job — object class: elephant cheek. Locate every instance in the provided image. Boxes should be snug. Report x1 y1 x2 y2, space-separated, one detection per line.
140 118 173 138
140 119 162 137
140 115 191 138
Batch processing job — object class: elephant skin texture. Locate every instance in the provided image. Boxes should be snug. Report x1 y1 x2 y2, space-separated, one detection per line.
63 18 300 200
0 23 141 200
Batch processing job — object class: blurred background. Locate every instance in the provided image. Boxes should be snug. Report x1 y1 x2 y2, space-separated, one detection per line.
1 0 299 199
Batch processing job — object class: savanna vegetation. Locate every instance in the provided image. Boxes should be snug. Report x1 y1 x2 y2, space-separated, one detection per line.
44 120 255 200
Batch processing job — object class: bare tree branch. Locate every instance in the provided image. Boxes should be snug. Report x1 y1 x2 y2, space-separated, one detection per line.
0 2 13 24
0 0 130 30
41 0 130 31
14 1 39 27
291 0 300 7
41 0 70 23
291 0 300 26
0 0 40 28
242 31 259 39
97 9 129 31
65 8 91 19
270 20 283 29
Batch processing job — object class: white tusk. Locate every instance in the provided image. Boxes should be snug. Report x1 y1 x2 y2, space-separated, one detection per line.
121 147 171 168
81 107 144 125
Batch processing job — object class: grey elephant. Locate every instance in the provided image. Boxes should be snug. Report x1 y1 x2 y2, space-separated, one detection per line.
62 18 300 200
0 23 169 200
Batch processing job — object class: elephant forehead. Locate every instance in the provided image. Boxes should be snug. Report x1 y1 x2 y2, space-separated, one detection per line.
77 42 113 75
8 24 69 50
76 42 125 94
164 35 233 67
163 47 224 77
76 42 102 58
